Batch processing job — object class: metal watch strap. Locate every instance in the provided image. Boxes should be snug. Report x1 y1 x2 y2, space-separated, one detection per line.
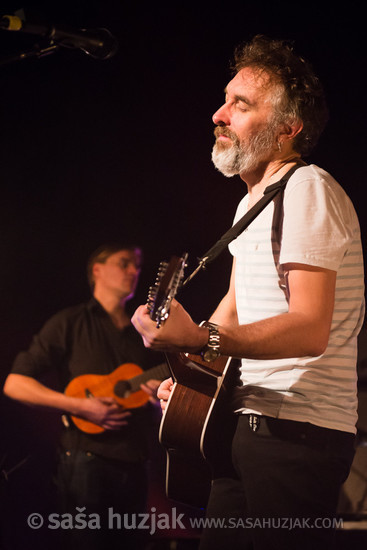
200 321 221 362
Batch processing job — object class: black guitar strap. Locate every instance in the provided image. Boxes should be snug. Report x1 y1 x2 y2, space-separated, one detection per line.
184 163 304 286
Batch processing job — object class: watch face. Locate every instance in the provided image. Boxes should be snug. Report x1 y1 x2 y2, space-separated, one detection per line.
203 348 219 362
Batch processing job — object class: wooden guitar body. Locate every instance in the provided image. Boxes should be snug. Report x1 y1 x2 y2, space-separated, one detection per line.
159 352 238 508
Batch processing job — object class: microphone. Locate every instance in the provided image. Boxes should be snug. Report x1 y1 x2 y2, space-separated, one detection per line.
0 14 118 60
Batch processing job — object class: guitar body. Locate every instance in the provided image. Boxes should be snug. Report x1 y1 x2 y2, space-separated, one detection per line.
65 362 169 434
159 352 238 508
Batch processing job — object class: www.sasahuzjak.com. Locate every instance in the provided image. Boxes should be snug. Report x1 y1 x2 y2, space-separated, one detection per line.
27 508 343 535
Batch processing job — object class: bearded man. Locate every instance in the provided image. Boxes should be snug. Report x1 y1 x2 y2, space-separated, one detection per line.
132 35 365 550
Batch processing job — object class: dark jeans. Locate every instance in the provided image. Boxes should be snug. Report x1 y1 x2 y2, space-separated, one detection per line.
54 449 148 550
200 415 355 550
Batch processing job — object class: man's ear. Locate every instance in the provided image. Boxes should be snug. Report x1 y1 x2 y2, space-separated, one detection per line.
92 263 101 282
280 119 304 142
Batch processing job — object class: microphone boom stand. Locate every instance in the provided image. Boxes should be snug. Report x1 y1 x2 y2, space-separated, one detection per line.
0 41 59 66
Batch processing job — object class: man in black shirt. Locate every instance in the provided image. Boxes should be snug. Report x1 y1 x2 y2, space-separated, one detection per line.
3 243 167 549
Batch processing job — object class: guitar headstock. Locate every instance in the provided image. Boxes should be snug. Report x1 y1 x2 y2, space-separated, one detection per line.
147 253 188 328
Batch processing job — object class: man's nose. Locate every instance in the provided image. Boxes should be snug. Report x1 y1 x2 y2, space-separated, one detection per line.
212 103 230 126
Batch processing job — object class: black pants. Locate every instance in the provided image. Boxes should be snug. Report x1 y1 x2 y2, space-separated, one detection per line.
54 449 148 550
200 415 355 550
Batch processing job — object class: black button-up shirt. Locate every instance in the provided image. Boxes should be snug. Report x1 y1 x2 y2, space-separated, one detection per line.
11 298 166 462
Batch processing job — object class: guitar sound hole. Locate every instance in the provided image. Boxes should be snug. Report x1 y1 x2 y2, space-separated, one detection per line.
114 380 132 398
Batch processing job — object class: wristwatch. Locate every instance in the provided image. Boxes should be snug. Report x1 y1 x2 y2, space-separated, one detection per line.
200 322 221 362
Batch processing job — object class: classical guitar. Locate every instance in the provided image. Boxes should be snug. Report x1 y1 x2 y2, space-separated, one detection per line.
64 361 169 434
147 254 237 508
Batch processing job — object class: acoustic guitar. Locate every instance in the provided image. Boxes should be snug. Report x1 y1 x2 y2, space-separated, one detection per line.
64 361 169 434
147 254 237 508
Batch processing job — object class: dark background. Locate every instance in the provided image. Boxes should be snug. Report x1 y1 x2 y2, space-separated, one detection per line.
0 1 365 352
0 1 366 547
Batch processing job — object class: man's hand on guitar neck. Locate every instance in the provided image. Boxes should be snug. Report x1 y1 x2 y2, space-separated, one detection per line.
140 379 162 404
132 299 208 353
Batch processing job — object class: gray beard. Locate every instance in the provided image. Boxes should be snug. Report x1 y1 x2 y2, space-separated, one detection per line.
211 126 277 177
211 142 255 177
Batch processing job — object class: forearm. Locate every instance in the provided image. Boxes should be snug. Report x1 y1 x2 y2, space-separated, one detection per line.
3 373 87 416
218 311 329 360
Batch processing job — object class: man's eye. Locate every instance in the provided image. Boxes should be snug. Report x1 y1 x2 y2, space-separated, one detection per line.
237 103 248 112
118 260 141 269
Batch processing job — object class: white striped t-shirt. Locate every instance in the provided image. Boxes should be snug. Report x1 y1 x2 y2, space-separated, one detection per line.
229 164 365 434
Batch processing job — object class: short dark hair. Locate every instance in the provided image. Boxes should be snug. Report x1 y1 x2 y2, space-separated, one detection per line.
233 35 329 155
86 242 142 290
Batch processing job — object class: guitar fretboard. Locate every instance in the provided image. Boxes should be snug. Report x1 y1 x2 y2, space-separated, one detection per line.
114 362 169 396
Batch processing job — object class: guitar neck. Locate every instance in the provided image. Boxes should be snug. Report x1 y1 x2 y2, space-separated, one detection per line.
126 363 169 394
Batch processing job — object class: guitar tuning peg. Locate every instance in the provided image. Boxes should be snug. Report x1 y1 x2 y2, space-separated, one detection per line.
146 286 156 309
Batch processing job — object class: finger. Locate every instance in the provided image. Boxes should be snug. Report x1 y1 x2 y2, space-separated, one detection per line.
158 392 170 402
98 396 121 406
145 378 161 388
131 305 150 328
103 412 131 428
157 385 173 400
141 380 160 394
140 383 153 395
106 410 132 421
103 420 129 430
116 410 132 419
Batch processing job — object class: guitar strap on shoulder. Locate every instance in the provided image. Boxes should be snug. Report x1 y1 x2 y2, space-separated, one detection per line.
183 163 303 286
